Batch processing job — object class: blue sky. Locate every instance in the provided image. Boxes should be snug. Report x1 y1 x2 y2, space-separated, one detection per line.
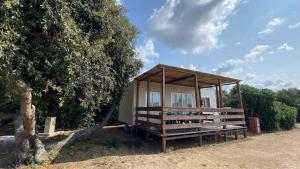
119 0 300 90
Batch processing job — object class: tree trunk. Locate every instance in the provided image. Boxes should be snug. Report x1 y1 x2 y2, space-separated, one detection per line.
14 80 48 164
70 99 117 141
53 94 120 152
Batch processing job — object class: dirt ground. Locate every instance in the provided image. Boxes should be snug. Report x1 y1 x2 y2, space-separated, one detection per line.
11 125 300 169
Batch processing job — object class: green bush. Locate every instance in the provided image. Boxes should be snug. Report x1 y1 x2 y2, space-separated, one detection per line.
276 88 300 122
226 85 297 132
273 101 297 130
255 89 278 131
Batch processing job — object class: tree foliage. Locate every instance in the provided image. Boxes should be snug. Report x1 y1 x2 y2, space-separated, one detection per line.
0 0 142 129
277 88 300 122
225 84 298 131
273 101 297 130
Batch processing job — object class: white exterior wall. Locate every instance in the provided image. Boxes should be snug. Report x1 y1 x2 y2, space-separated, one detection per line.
118 80 218 124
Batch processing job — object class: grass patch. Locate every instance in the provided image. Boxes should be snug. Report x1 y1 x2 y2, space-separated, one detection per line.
23 149 35 166
165 146 175 153
48 149 60 162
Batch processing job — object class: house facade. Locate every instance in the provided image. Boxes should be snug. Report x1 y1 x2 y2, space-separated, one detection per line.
118 64 246 152
119 81 217 125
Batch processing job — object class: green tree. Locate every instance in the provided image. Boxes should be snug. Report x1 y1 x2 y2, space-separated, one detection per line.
277 88 300 121
225 84 260 116
226 85 297 131
0 0 141 163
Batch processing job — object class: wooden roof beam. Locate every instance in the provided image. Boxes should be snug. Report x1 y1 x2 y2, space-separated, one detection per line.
139 70 162 81
166 74 195 84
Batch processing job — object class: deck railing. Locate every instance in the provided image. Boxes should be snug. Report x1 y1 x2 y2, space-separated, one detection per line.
136 107 245 133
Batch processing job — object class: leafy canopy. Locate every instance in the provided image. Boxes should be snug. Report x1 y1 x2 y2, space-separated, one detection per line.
225 84 298 131
0 0 142 128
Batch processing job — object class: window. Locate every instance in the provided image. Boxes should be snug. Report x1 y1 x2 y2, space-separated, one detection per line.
202 97 211 108
145 92 160 107
171 93 193 108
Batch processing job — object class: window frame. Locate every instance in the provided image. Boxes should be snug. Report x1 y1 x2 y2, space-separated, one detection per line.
145 91 161 107
171 92 194 108
202 97 211 108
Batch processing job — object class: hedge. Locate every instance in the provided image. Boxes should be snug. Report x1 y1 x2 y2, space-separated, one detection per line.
272 101 297 130
226 85 297 132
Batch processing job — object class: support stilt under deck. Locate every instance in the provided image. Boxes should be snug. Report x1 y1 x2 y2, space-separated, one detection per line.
162 137 166 152
198 135 203 146
214 134 218 143
243 129 248 138
223 132 227 142
235 132 238 140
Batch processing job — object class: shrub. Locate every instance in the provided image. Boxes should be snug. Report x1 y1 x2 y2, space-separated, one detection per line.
277 88 300 122
273 101 297 130
226 85 297 132
255 89 277 131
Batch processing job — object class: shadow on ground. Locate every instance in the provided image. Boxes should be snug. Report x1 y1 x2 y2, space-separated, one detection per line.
0 143 16 168
52 126 238 165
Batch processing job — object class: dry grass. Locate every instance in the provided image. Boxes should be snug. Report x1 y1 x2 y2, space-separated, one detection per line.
10 124 300 169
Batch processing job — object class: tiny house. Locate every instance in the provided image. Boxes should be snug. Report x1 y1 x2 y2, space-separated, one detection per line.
119 81 218 124
119 64 247 151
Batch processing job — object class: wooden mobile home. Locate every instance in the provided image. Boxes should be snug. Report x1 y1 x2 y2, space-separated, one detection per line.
119 64 247 152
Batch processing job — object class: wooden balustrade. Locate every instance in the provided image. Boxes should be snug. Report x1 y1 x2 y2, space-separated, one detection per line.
136 107 244 113
136 107 246 133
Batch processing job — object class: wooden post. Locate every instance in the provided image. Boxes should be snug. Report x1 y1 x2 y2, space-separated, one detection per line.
161 67 166 108
194 74 200 108
199 87 202 107
218 80 224 108
162 137 166 152
243 129 247 138
223 132 227 142
215 85 220 108
237 82 243 109
218 79 226 129
198 135 203 146
161 67 166 152
44 117 56 136
135 80 140 135
237 82 246 129
194 74 201 133
199 87 202 124
214 134 218 143
146 78 150 140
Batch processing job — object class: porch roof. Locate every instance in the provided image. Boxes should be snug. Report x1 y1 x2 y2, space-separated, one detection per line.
135 64 241 88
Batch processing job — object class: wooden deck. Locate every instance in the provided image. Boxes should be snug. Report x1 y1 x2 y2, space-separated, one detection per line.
134 64 246 152
136 107 247 151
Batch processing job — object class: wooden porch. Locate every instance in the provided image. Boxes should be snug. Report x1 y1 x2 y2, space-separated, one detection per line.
135 64 246 152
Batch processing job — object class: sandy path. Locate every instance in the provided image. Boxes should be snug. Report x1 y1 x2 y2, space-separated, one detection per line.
19 127 300 169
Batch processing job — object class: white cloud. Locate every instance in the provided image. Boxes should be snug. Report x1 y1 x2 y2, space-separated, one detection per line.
188 64 198 71
268 18 284 26
182 64 210 72
277 43 294 51
181 64 198 71
148 0 239 54
288 22 300 29
136 40 159 64
258 17 284 34
245 73 256 81
258 28 272 34
244 45 270 62
242 73 297 91
213 45 269 75
235 42 241 46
